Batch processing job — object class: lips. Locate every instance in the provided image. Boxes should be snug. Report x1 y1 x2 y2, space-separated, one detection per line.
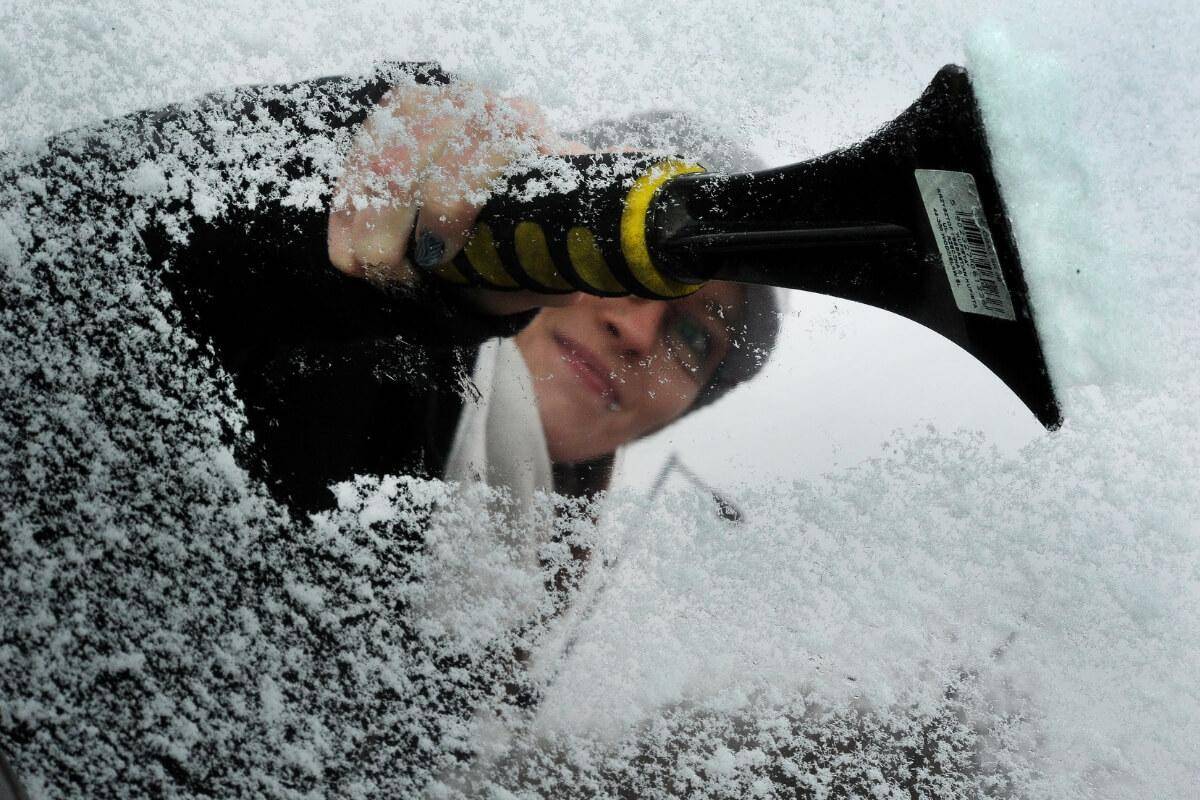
552 333 621 406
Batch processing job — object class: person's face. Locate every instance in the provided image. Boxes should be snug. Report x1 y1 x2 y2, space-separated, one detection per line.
515 282 744 464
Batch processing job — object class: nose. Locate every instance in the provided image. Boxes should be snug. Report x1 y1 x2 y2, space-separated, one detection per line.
600 297 667 358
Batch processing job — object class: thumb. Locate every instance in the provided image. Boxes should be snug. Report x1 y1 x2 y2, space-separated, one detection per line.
411 129 518 275
411 194 479 273
410 90 543 276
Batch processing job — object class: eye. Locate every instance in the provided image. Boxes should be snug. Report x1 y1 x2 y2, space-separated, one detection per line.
665 312 713 377
677 316 712 362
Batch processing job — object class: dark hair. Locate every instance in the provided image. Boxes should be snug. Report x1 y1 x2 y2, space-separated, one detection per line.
691 281 780 414
553 112 783 497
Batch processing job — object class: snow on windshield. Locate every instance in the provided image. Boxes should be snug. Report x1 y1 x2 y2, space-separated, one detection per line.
2 2 1197 798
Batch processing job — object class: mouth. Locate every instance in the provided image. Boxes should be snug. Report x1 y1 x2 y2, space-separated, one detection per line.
552 333 621 407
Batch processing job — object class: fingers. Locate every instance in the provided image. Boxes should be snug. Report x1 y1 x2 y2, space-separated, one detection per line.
329 105 423 285
328 187 420 285
410 198 471 274
413 89 542 270
329 77 579 315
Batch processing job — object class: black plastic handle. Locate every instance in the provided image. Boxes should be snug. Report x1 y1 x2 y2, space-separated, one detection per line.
422 152 708 299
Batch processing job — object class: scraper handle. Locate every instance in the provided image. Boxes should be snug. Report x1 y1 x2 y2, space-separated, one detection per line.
415 152 708 300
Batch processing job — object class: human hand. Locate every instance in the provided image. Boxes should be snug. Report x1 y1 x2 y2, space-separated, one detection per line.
327 78 585 315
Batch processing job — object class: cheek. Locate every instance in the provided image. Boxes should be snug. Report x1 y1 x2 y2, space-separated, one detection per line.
624 371 700 437
516 323 575 403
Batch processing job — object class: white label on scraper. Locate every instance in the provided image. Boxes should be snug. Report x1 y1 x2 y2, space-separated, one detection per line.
914 169 1015 321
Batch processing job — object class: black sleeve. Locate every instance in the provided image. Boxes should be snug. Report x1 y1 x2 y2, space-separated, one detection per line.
38 62 535 511
139 62 534 357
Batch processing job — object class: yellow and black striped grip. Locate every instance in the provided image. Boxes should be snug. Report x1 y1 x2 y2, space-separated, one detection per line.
423 153 706 300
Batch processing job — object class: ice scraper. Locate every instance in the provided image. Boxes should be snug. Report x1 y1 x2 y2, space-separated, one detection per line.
419 65 1062 429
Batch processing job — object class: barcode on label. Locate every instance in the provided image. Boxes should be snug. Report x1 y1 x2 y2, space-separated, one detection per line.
954 209 1010 317
914 169 1015 321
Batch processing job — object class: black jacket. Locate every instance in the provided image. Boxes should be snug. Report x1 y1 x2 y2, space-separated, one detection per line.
149 65 535 514
0 63 541 798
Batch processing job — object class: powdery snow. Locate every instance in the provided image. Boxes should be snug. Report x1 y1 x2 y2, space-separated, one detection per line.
2 1 1198 798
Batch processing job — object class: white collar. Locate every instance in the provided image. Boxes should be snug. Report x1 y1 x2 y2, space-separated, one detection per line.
444 336 553 513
